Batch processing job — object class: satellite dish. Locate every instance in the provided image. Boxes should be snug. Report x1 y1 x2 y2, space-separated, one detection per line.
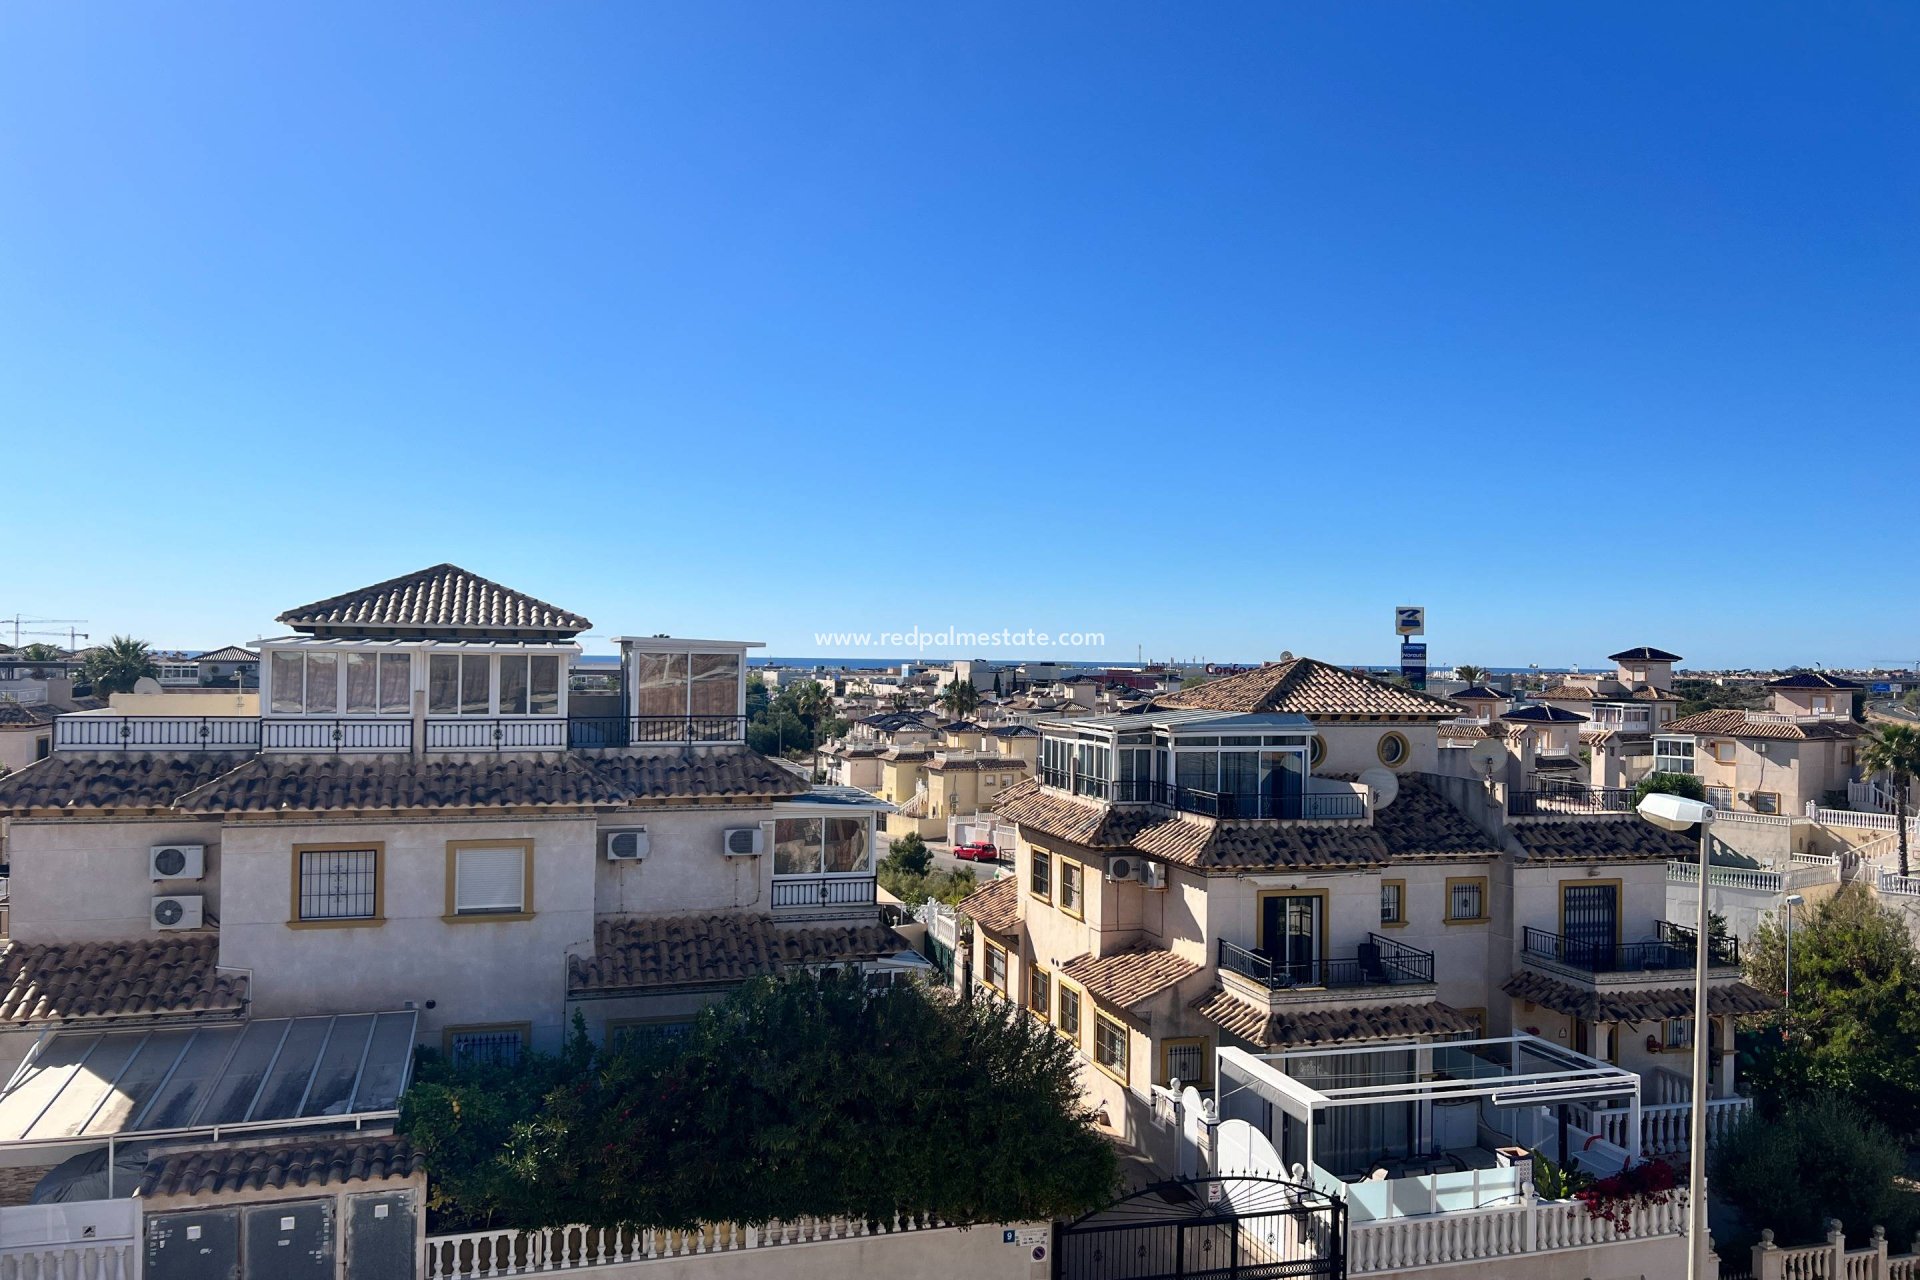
1359 767 1399 810
132 677 163 695
1279 651 1295 663
1468 740 1506 777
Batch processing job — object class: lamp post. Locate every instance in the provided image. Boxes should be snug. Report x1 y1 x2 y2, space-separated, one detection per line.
1637 791 1718 1280
1783 893 1805 1016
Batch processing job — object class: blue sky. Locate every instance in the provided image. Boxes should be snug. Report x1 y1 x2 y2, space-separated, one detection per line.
3 4 1915 669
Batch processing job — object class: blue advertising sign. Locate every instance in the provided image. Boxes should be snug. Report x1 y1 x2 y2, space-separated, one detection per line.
1400 642 1428 691
1873 683 1893 694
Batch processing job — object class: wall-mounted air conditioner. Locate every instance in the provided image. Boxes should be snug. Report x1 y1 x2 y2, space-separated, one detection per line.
151 894 204 931
1140 862 1168 891
1106 856 1142 883
722 827 765 857
603 828 650 861
149 844 205 881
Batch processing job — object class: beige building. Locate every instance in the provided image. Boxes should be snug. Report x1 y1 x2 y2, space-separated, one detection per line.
1538 646 1685 790
960 655 1769 1186
1656 671 1865 815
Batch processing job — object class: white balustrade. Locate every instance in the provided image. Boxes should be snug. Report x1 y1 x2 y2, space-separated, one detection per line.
1809 806 1920 838
0 1243 136 1280
1347 1194 1688 1274
1666 861 1783 892
424 1214 954 1278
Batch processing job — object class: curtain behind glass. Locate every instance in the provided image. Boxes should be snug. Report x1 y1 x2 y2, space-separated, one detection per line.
635 653 688 718
823 818 868 873
428 655 460 714
379 654 411 714
344 654 378 714
271 653 303 714
498 656 529 715
529 656 560 715
773 817 822 875
689 653 739 717
305 653 338 714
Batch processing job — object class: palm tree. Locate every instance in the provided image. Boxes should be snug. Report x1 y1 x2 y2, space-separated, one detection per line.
80 635 158 699
1859 723 1920 877
938 679 980 720
1455 664 1492 687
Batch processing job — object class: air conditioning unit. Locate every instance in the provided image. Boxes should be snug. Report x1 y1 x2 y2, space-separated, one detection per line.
1106 856 1142 883
1140 862 1168 891
722 827 765 857
603 828 650 861
1738 792 1752 802
151 894 204 931
149 844 205 881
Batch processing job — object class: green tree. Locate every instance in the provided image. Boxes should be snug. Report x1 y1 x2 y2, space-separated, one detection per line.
1454 664 1491 687
937 679 980 720
79 636 157 698
1743 886 1920 1137
883 832 932 877
1858 723 1920 876
991 671 1003 697
1178 673 1209 690
1632 771 1706 806
401 971 1116 1230
1713 1095 1912 1247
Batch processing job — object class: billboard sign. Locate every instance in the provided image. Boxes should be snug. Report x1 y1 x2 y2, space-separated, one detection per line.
1400 642 1428 690
1395 606 1425 637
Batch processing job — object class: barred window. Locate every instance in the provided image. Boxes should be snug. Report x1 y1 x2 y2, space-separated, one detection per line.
1447 878 1487 923
1059 985 1082 1038
1381 881 1405 926
298 849 379 921
609 1021 693 1055
1030 849 1052 900
449 1027 526 1067
1094 1013 1128 1076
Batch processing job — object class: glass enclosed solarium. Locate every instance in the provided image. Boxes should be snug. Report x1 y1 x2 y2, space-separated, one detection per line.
1036 711 1365 820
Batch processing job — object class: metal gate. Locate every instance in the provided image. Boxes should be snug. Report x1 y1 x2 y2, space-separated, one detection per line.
1055 1176 1344 1280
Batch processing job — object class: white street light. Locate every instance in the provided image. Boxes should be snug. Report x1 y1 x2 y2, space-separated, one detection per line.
1637 791 1716 1280
1784 894 1805 1015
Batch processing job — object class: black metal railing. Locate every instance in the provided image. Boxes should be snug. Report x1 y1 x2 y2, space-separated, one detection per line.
54 715 260 751
1217 934 1435 990
424 719 570 751
567 715 748 748
1522 922 1740 974
1508 784 1637 816
261 719 414 752
771 875 878 909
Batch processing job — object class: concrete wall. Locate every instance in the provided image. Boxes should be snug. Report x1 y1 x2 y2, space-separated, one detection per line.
1314 723 1440 778
6 815 229 943
521 1223 1050 1280
0 727 51 777
219 814 598 1051
1355 1233 1687 1278
594 806 779 918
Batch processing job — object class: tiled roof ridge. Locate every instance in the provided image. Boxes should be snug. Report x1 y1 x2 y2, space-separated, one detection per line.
138 1137 422 1199
569 913 908 993
956 876 1021 936
1154 656 1463 718
0 935 247 1025
276 563 591 634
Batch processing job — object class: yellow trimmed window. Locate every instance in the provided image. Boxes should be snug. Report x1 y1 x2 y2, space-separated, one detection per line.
1059 985 1082 1039
1060 861 1085 918
1030 848 1052 901
1380 880 1406 927
1094 1012 1128 1078
1029 967 1051 1021
984 941 1008 993
1445 877 1488 923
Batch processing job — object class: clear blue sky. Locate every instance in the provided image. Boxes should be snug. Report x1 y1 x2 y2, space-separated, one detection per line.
3 4 1915 669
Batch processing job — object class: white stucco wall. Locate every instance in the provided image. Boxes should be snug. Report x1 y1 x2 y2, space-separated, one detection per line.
5 816 228 943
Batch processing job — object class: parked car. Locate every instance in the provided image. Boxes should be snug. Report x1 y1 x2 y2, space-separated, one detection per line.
953 841 1001 863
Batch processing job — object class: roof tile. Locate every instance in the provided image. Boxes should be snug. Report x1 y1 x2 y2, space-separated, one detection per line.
276 564 590 636
0 936 246 1025
138 1137 422 1199
1502 970 1777 1021
1156 658 1462 718
568 914 910 993
1192 987 1478 1046
1060 948 1198 1010
956 876 1021 936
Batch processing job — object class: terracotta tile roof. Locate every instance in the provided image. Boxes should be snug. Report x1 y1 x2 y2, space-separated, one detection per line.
170 747 805 813
1060 948 1199 1010
0 753 253 814
1767 672 1864 690
1438 721 1501 742
1129 778 1499 872
1664 708 1865 741
568 914 911 993
138 1138 422 1199
925 754 1028 773
276 563 590 636
193 647 258 664
990 778 1159 849
1608 647 1683 663
0 936 246 1026
1155 658 1462 719
0 702 58 727
956 876 1021 936
1193 988 1478 1047
1451 687 1506 702
1509 817 1695 863
988 724 1039 738
1539 685 1598 702
1502 971 1777 1022
1544 683 1676 704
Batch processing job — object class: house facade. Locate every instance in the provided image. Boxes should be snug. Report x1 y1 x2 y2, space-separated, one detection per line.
1656 672 1865 815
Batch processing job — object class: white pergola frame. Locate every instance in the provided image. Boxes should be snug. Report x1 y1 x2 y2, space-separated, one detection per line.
1216 1033 1644 1175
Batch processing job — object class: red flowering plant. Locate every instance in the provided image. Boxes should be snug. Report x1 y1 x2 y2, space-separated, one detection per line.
1573 1158 1680 1232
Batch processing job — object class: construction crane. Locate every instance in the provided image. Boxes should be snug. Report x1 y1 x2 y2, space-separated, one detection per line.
0 616 90 648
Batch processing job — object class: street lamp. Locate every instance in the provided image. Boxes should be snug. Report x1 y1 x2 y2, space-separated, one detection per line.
1637 791 1716 1280
1783 893 1805 1015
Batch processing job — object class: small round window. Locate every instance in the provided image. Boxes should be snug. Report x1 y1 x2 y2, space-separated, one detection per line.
1377 732 1409 768
1309 736 1326 768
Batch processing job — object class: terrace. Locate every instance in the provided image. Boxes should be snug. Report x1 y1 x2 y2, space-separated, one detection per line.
1217 934 1434 990
1520 920 1740 977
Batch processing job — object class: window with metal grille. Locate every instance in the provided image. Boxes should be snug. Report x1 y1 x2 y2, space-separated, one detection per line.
1663 1018 1691 1049
299 849 378 921
1059 985 1081 1038
1163 1039 1207 1088
1380 881 1405 926
1030 849 1052 900
609 1021 693 1055
453 844 527 915
449 1028 525 1067
1094 1013 1128 1076
1706 786 1733 810
1447 878 1486 922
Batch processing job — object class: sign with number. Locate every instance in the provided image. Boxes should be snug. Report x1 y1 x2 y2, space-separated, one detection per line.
1395 606 1425 636
1007 1226 1048 1246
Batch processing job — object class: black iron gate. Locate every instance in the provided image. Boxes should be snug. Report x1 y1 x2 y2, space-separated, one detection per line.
1055 1176 1344 1280
1562 882 1620 967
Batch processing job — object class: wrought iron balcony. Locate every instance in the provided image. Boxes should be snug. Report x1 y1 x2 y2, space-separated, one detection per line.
1037 773 1366 820
567 715 748 748
1217 935 1435 990
54 715 260 752
1507 783 1637 816
1521 921 1740 975
771 875 878 910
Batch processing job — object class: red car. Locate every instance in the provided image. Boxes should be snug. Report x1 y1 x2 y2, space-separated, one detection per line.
953 842 1002 863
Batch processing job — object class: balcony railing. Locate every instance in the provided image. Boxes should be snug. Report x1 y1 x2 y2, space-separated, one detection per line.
262 719 414 752
1521 921 1740 975
1507 784 1636 816
1218 934 1434 990
567 716 749 748
425 719 570 751
1037 773 1366 820
54 715 260 752
771 875 878 910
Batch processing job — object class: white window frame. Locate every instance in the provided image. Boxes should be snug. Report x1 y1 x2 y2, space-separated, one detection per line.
1654 737 1696 775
